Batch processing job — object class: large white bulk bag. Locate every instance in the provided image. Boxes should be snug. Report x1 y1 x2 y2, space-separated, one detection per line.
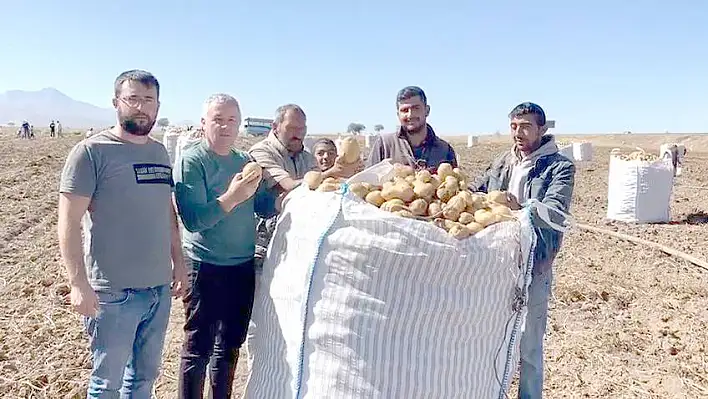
606 156 674 223
467 135 479 147
162 132 180 166
364 134 372 148
244 170 541 399
559 145 574 160
572 142 593 161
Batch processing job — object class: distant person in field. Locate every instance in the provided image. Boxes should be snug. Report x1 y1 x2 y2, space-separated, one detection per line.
21 121 30 139
56 120 63 137
49 120 56 138
469 102 575 399
58 69 187 398
311 138 338 171
173 93 281 399
367 86 457 172
248 104 362 268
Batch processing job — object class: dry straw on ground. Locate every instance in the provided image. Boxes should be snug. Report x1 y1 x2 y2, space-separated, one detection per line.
0 130 706 398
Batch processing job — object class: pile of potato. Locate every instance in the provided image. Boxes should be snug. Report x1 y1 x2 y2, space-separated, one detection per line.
302 162 516 240
611 148 660 162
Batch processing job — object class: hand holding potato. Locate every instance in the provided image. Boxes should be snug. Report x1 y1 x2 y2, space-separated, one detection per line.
224 162 262 206
328 155 362 178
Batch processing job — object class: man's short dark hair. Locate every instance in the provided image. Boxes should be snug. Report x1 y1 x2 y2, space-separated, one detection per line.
273 104 306 126
509 102 546 126
396 86 427 106
114 69 160 98
313 138 336 149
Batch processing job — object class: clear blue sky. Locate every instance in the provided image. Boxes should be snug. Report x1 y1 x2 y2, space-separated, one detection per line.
1 1 706 135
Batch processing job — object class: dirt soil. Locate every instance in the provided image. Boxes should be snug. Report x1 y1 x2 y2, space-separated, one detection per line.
0 131 706 398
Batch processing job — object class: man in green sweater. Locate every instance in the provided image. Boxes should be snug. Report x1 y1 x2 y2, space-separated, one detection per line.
173 93 277 399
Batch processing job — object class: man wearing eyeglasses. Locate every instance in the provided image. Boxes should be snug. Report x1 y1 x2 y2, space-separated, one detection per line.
58 69 187 397
367 86 458 172
469 102 575 399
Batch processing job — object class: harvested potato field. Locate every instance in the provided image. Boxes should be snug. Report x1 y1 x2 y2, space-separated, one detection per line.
0 131 706 398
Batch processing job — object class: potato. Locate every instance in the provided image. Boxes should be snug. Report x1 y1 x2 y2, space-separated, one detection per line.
453 167 468 182
381 183 415 202
349 182 370 199
466 222 485 234
433 218 458 231
444 175 459 186
413 181 435 200
430 175 442 188
487 190 508 205
428 201 443 217
338 136 361 164
323 177 339 185
449 224 472 240
316 182 341 192
393 163 415 178
442 207 461 222
405 175 417 185
416 170 432 183
444 177 460 196
437 163 454 180
382 181 395 191
490 204 512 217
365 190 386 207
408 198 428 216
393 209 414 218
393 176 409 186
436 186 455 203
458 212 475 225
474 209 496 226
303 171 323 190
457 191 474 207
380 199 408 212
242 162 262 180
446 196 467 212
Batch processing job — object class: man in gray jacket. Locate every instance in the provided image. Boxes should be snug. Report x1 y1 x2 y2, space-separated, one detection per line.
470 102 575 399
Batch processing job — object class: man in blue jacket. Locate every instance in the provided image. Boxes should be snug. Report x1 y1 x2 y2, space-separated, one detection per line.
469 102 575 399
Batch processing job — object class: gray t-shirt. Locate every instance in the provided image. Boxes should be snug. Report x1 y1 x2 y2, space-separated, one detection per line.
59 131 174 291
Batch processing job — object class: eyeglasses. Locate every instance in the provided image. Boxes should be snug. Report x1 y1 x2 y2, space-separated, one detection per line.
119 96 157 108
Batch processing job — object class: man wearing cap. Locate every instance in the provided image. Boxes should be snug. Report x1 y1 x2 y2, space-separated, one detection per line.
367 86 458 172
469 102 575 399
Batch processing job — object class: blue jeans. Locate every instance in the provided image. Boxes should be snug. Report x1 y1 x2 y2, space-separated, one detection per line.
518 270 552 399
84 285 172 399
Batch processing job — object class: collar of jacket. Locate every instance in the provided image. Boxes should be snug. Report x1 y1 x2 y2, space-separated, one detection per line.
397 124 438 147
511 134 558 163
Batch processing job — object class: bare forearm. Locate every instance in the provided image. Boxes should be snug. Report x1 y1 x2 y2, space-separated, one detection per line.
276 177 301 193
58 221 89 286
170 207 185 267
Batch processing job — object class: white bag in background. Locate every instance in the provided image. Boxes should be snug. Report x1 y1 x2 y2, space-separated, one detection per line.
572 142 593 162
558 145 574 160
606 156 674 223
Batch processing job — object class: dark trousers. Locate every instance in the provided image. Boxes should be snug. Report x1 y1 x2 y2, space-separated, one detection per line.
178 257 256 399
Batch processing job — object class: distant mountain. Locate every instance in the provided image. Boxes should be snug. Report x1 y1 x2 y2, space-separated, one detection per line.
0 88 115 129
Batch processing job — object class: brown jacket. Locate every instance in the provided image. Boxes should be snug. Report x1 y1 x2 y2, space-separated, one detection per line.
366 124 458 172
